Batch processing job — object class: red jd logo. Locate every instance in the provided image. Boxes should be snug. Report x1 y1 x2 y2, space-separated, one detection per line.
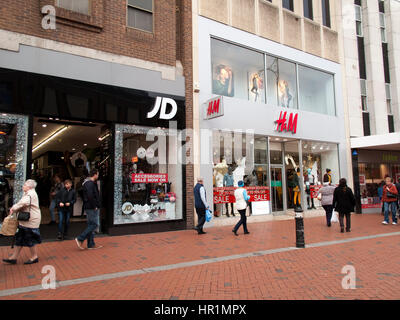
207 98 220 116
275 111 298 134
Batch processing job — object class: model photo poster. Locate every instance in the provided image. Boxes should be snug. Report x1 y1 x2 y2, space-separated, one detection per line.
248 70 265 103
212 64 235 97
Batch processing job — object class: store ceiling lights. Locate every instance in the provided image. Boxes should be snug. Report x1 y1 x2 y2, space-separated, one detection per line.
32 126 69 153
98 133 111 141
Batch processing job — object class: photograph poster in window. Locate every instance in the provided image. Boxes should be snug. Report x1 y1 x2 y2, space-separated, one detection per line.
278 79 293 108
212 64 235 97
248 70 265 103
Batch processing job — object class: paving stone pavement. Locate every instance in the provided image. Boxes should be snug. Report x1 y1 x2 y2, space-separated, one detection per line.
1 213 399 300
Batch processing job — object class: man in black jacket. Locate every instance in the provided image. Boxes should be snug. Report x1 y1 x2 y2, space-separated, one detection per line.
56 179 76 240
75 169 102 250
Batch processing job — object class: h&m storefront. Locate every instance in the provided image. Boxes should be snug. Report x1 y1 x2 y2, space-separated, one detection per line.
0 45 188 237
197 17 348 216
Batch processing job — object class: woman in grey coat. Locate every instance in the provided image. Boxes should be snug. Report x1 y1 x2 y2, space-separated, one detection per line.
318 177 336 227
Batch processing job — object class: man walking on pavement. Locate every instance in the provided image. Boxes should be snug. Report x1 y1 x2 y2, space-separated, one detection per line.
75 169 103 250
194 177 209 235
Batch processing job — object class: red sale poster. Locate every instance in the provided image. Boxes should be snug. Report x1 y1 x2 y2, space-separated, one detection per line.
213 186 270 204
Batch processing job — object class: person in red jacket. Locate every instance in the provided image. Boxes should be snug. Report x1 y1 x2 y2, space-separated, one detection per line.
382 176 399 225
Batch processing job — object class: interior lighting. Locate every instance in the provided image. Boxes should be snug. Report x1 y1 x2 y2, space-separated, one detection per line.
32 126 68 152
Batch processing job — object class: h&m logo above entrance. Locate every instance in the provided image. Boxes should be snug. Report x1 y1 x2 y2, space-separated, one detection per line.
275 111 298 134
147 97 178 120
204 96 224 120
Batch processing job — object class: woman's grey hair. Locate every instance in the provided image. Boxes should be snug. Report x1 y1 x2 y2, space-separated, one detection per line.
24 179 37 189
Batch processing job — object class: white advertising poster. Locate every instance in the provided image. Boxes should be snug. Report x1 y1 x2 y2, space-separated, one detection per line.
251 201 271 215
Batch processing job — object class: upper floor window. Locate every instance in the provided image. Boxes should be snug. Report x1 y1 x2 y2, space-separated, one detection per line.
355 5 363 37
380 12 387 43
127 0 153 33
321 0 331 28
282 0 294 11
303 0 313 20
57 0 90 15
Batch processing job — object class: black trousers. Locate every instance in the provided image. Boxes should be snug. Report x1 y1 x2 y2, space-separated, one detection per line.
195 208 206 231
225 202 234 216
233 209 248 233
338 212 351 230
322 205 333 225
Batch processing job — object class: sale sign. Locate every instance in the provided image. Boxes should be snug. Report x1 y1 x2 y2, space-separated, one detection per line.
310 185 322 199
132 173 168 184
213 186 270 204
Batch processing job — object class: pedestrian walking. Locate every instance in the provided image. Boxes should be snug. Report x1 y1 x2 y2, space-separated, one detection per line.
48 174 62 225
381 176 398 225
56 179 76 240
232 180 250 236
75 169 102 250
378 181 385 215
318 176 336 227
332 178 356 233
194 177 209 235
3 180 41 265
395 178 400 216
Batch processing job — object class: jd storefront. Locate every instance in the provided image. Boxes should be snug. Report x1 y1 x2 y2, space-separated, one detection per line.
197 17 348 216
0 47 187 237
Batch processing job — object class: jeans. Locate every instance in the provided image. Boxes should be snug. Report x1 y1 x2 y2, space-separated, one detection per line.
384 202 397 223
233 209 248 233
49 199 56 222
322 205 333 226
338 212 351 231
195 208 206 232
77 209 99 248
58 209 71 234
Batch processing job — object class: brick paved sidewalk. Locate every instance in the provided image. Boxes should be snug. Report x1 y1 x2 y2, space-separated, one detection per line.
0 213 399 300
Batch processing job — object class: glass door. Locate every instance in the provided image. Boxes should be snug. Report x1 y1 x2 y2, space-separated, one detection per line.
0 113 29 222
270 165 284 212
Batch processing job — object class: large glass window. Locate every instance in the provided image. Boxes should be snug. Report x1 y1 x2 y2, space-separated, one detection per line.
211 39 265 103
127 0 153 33
114 125 182 225
298 66 335 115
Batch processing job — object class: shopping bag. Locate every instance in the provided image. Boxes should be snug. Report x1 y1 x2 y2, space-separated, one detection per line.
0 214 18 236
205 209 212 222
330 210 339 223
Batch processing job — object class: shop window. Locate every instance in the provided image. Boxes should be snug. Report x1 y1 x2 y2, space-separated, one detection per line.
266 56 298 109
113 125 182 225
127 0 153 33
298 65 335 116
211 39 265 103
57 0 90 15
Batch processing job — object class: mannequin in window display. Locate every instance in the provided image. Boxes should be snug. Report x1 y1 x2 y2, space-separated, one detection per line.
245 170 258 216
233 157 246 187
223 167 235 217
306 168 317 210
213 158 229 217
323 169 332 185
285 154 299 208
278 80 293 108
293 168 302 211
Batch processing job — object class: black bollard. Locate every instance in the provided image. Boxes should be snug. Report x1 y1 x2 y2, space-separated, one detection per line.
295 205 305 248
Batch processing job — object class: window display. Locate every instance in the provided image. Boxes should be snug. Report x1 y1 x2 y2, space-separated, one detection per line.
114 125 182 224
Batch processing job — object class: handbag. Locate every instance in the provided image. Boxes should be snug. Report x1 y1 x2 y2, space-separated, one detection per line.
317 193 322 201
205 209 212 222
0 214 18 236
386 191 397 199
17 195 31 221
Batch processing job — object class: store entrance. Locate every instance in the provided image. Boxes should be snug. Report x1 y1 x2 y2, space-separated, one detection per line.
270 165 284 212
31 117 112 240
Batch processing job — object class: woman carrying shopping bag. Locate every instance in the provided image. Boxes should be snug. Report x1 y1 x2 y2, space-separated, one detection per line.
318 176 336 227
332 178 356 233
3 179 42 265
232 181 251 236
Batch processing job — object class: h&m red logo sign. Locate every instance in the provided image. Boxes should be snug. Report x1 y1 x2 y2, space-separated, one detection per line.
275 111 298 134
205 96 224 120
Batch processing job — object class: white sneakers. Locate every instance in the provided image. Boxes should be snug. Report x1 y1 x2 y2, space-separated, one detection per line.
382 221 397 225
393 222 397 225
382 221 389 225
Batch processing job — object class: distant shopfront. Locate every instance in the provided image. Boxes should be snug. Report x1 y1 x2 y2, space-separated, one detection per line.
197 17 348 217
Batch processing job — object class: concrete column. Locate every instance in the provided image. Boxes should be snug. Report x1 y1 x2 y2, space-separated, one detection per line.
363 0 388 135
386 0 400 131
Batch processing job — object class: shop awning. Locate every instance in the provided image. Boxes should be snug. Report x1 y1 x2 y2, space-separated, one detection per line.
351 133 400 151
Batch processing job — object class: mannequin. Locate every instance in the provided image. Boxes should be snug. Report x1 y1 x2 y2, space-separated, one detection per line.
306 168 316 210
233 157 246 187
293 168 301 210
323 169 332 184
213 158 229 217
223 167 235 217
245 170 258 215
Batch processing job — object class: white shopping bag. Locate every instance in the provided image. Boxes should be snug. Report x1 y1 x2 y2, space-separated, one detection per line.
330 209 339 223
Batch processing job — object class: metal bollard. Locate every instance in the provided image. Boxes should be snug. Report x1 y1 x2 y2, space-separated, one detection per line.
295 209 305 248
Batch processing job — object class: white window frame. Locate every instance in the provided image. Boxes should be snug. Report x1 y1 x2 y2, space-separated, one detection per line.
380 12 387 43
386 83 392 114
126 0 154 33
360 79 368 111
355 5 363 37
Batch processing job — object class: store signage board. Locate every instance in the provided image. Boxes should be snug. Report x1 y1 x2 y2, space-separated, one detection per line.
204 96 224 120
275 111 298 134
147 97 178 120
132 173 168 184
213 186 270 204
